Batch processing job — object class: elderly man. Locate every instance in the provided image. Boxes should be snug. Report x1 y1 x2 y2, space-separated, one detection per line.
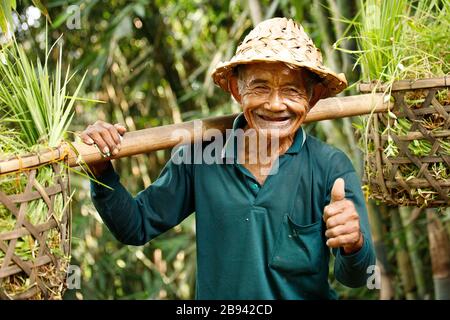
82 17 376 299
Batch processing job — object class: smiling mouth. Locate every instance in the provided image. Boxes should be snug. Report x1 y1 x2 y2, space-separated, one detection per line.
255 113 292 122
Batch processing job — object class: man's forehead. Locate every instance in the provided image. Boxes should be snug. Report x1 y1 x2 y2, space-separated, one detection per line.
241 62 305 82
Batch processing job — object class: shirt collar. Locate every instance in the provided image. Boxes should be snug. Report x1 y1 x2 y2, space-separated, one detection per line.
221 113 306 159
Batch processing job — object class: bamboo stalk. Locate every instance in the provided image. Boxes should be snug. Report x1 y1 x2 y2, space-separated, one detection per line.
367 202 395 300
0 93 389 175
399 206 430 299
311 0 339 72
247 0 263 26
391 207 417 299
446 210 450 240
426 209 450 300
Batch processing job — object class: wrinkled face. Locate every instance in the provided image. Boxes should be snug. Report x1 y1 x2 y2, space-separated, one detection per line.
237 62 310 139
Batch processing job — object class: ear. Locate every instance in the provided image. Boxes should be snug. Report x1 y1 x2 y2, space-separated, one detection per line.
229 75 242 104
309 82 330 108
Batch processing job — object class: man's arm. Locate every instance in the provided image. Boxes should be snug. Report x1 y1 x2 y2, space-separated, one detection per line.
80 121 194 246
90 148 195 246
324 151 376 288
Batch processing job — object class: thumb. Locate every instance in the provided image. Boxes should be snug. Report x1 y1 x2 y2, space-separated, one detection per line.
331 178 345 203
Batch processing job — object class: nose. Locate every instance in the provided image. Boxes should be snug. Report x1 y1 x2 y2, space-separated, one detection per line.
266 90 286 112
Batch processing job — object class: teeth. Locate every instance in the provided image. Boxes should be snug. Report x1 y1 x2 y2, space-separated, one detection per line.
259 115 289 121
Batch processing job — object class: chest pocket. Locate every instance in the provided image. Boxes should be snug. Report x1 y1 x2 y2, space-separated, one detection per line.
269 214 325 275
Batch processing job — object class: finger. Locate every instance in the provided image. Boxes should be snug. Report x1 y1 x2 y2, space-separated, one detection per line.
325 221 359 239
98 128 118 156
331 178 345 203
323 200 352 222
102 123 121 145
114 123 127 135
326 208 359 229
326 232 361 248
80 132 94 145
87 131 109 156
323 204 344 222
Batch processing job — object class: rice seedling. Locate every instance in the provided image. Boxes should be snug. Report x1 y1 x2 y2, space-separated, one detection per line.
0 34 86 299
336 0 450 206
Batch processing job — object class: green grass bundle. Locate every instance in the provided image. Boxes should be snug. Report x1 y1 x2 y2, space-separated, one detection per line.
0 36 85 299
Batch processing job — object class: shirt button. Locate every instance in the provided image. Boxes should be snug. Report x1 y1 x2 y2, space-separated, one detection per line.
251 183 259 190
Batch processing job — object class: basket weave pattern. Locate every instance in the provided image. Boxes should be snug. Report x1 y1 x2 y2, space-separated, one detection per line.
0 159 71 299
360 77 450 207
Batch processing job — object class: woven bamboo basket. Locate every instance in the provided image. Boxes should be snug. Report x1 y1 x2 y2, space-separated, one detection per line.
0 151 72 300
359 76 450 207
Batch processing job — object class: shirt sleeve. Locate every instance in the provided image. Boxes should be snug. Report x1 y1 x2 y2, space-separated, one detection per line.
90 146 195 246
326 150 377 288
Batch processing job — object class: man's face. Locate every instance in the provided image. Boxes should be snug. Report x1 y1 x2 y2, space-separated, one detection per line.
238 62 310 139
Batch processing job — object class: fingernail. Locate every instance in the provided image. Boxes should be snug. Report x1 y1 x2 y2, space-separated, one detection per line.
112 148 119 155
103 146 110 156
86 137 94 144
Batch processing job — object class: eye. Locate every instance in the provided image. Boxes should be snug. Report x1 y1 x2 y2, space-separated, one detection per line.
282 87 300 95
253 85 270 93
283 87 308 99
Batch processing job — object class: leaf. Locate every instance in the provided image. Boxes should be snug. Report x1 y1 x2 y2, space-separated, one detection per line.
50 11 70 28
133 3 145 17
31 0 52 23
0 0 12 34
388 111 397 119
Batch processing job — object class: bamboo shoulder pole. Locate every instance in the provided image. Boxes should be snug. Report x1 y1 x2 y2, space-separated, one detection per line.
0 93 390 175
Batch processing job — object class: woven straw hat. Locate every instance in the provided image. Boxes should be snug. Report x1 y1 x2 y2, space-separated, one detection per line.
212 17 347 98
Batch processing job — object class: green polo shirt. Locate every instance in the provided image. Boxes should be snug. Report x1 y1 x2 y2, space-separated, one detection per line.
91 113 376 299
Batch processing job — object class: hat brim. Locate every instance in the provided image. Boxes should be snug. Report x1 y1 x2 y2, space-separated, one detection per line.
212 58 347 99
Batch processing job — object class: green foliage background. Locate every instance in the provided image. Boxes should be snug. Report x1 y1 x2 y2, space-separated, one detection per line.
1 0 449 300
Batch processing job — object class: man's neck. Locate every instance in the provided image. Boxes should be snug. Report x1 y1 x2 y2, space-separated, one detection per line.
239 125 296 166
237 127 296 185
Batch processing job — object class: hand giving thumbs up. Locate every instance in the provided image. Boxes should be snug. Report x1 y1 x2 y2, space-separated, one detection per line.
323 178 364 254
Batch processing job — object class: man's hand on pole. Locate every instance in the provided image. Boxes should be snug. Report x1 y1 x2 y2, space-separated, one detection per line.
80 121 127 176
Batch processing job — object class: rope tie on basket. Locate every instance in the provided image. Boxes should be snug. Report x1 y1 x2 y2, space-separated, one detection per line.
17 154 23 171
0 142 71 177
13 154 24 189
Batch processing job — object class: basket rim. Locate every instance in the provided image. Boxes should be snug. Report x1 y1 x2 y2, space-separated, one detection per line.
358 76 450 93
